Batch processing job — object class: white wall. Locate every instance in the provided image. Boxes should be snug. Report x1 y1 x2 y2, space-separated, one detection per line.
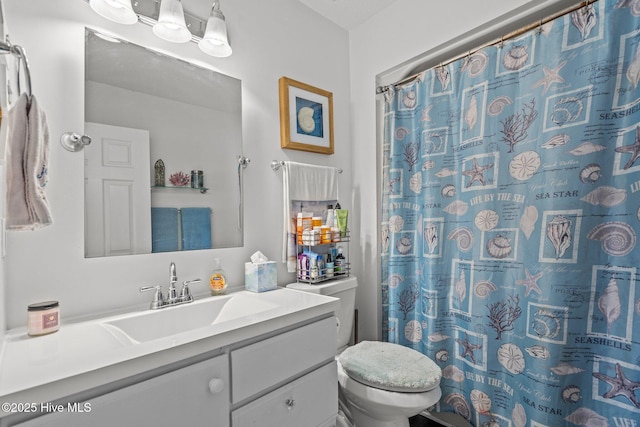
0 0 10 342
347 0 561 341
2 0 351 329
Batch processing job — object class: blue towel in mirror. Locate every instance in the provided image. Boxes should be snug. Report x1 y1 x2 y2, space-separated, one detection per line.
151 208 179 253
181 207 212 250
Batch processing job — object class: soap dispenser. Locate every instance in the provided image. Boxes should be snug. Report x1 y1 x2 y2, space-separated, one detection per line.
209 258 227 295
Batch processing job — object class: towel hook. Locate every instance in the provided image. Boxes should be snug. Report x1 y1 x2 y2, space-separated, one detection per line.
238 155 251 169
60 132 92 152
270 160 285 172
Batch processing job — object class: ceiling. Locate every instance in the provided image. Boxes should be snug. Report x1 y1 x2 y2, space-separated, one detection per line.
296 0 400 30
179 0 398 32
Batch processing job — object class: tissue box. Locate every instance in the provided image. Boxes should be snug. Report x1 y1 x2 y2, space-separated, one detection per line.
245 261 277 292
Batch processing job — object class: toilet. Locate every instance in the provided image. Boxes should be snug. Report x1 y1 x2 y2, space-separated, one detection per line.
287 276 442 427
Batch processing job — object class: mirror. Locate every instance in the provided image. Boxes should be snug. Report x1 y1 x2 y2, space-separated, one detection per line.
84 28 243 258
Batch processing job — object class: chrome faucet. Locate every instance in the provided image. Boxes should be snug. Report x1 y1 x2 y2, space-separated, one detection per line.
167 262 179 303
140 262 201 310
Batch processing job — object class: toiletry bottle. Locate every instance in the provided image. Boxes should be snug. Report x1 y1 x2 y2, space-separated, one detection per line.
297 213 303 244
325 252 334 278
334 246 345 275
312 216 322 229
209 258 227 295
336 209 349 238
298 253 308 280
309 256 318 281
326 204 334 228
316 254 325 280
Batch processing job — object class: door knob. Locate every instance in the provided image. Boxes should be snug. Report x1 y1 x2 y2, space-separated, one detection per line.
60 132 92 152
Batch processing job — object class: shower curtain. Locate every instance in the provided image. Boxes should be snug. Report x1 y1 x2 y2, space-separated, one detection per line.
380 1 640 425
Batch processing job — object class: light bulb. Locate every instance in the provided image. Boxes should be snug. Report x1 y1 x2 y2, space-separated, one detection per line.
153 0 192 43
198 5 232 57
89 0 137 25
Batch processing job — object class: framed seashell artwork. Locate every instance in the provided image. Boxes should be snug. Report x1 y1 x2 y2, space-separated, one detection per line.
278 77 334 154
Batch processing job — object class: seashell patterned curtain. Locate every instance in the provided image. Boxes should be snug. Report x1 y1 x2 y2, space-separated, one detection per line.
380 0 640 425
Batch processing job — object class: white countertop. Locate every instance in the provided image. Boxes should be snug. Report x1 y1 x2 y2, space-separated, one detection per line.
0 288 338 411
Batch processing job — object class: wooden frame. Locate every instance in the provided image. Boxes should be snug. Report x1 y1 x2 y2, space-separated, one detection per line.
279 77 334 154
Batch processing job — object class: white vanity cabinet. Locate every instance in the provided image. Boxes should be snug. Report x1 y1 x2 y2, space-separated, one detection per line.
231 316 338 427
13 354 230 427
6 315 338 427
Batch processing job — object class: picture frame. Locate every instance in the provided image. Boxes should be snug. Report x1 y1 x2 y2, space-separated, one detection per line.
279 77 334 154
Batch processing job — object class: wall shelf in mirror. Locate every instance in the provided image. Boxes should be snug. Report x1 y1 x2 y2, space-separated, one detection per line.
152 186 209 194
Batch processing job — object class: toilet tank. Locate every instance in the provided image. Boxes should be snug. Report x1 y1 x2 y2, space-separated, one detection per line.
286 276 358 353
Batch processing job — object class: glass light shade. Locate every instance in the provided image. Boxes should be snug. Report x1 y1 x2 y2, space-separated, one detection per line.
153 0 192 43
198 8 232 57
89 0 137 25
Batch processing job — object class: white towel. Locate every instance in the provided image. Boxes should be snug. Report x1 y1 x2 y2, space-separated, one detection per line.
6 93 53 230
281 161 339 272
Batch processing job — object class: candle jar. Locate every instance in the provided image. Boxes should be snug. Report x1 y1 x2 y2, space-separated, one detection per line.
28 301 60 336
190 170 198 188
197 170 204 188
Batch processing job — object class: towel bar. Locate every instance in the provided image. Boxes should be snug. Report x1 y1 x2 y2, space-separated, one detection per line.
0 37 32 98
271 160 343 174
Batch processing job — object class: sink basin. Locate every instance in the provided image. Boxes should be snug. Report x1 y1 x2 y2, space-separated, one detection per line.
103 293 278 344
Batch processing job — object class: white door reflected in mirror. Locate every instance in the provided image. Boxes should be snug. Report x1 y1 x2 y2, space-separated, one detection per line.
84 123 152 257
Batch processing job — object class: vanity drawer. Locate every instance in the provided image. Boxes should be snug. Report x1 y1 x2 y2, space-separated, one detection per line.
13 354 230 427
231 316 336 403
231 361 337 427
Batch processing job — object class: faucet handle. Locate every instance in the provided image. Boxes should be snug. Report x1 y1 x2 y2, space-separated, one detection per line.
179 279 202 303
140 285 164 310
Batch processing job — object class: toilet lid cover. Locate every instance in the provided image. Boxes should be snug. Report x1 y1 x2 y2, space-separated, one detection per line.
339 341 442 392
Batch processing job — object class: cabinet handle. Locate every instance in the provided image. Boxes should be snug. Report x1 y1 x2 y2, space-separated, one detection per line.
208 378 225 394
285 398 295 410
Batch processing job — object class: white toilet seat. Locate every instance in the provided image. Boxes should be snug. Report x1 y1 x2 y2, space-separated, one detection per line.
339 341 441 392
337 360 442 408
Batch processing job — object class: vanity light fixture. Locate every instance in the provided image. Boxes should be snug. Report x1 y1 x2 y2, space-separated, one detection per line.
89 0 138 25
198 1 232 57
86 0 233 57
153 0 192 43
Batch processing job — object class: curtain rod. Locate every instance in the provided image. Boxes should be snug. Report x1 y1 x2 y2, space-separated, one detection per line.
377 0 598 94
270 160 343 174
